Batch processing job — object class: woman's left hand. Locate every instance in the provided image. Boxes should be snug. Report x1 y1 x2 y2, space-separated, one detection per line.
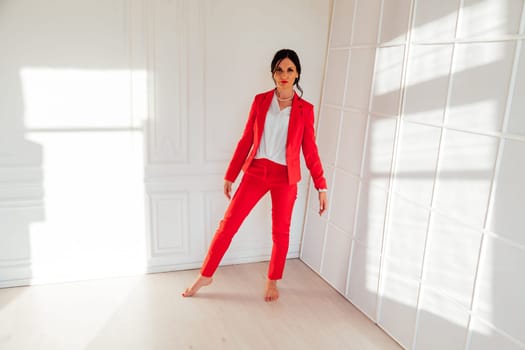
318 191 327 216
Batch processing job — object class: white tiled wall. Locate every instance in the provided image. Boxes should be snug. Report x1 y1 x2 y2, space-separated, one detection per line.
301 0 525 349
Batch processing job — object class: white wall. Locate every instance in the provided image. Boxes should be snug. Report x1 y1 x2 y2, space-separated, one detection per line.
301 0 525 349
0 0 147 286
0 0 331 287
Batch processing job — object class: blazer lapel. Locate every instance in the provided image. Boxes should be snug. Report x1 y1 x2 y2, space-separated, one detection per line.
287 93 302 150
255 90 274 143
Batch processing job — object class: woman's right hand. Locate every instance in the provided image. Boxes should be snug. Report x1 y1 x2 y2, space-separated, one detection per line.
224 180 233 200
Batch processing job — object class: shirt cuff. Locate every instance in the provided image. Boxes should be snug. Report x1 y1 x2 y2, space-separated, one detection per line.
318 188 328 192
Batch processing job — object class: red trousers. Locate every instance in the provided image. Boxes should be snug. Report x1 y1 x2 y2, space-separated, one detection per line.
201 158 298 280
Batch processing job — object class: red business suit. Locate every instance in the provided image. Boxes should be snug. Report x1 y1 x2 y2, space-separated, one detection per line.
225 89 327 190
201 89 327 280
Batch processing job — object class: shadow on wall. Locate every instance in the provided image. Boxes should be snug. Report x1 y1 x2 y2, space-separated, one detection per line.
312 0 524 349
0 68 44 287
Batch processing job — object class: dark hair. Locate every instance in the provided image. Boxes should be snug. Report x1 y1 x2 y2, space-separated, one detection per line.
271 49 303 97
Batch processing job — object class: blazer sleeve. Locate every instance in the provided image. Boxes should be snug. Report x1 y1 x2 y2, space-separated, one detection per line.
302 104 327 190
224 97 258 183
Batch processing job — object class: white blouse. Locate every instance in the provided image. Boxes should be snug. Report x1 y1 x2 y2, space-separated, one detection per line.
254 93 290 165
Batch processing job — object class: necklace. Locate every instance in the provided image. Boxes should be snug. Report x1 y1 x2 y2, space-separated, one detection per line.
276 91 294 102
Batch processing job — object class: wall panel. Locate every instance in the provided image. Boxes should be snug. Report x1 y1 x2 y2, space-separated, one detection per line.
146 0 190 164
508 41 525 136
337 110 368 175
321 224 352 293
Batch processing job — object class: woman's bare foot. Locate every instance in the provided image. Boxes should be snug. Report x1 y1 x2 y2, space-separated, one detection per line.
182 275 213 297
265 279 279 302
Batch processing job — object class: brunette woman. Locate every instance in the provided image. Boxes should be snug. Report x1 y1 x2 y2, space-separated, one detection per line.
183 49 328 302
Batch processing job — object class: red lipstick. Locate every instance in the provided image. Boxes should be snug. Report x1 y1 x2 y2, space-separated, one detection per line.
281 80 288 84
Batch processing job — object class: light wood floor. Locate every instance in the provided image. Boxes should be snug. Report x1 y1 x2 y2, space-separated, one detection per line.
0 259 401 350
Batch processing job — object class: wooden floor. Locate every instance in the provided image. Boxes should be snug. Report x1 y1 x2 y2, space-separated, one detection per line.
0 259 401 350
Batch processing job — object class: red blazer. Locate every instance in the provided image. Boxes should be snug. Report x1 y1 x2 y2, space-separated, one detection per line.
224 89 327 190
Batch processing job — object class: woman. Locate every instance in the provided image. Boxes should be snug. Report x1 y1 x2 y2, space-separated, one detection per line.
183 49 328 302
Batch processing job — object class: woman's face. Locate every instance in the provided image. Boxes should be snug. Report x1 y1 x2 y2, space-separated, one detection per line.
273 58 299 89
